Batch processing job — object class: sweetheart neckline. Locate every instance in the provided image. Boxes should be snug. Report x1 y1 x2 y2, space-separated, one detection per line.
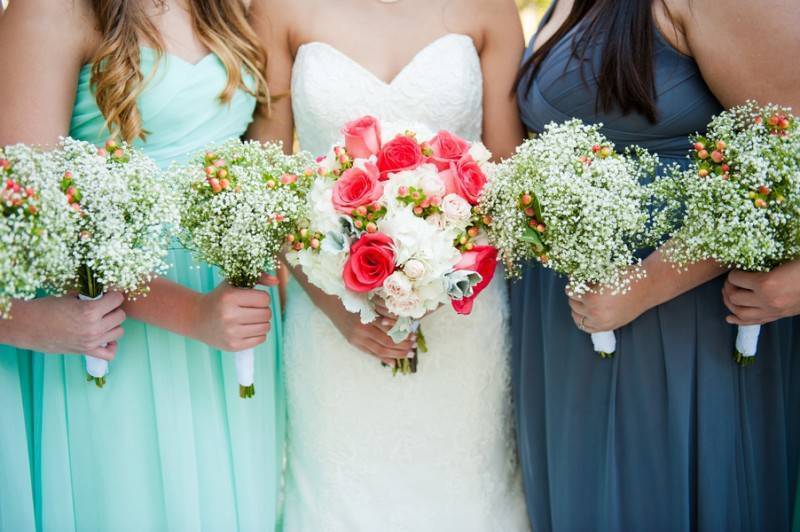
294 33 477 87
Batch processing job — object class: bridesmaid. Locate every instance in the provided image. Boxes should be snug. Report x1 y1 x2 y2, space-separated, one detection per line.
0 1 284 530
512 0 800 530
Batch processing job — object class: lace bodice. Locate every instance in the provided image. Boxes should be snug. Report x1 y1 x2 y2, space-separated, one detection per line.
291 34 483 154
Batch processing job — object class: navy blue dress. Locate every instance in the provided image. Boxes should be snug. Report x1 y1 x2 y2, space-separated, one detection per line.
512 7 800 531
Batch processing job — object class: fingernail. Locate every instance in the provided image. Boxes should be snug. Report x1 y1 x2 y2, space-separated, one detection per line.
382 319 391 326
410 334 417 341
412 342 417 349
407 351 415 359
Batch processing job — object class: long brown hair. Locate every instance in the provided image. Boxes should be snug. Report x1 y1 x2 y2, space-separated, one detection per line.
517 0 665 123
89 0 270 142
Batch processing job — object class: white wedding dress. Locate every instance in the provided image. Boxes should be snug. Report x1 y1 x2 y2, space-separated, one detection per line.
283 34 529 532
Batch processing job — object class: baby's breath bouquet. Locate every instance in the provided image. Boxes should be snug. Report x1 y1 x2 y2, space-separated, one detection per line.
56 138 179 386
481 119 657 357
654 102 800 365
0 145 77 316
175 139 313 398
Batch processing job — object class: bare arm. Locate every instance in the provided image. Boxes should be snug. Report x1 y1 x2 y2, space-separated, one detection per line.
477 0 526 159
572 0 800 331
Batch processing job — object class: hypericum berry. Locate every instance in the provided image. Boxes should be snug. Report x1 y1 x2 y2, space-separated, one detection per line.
365 222 377 233
266 179 276 189
467 227 479 238
482 215 493 225
721 164 730 173
213 159 226 167
464 242 474 251
536 224 546 233
356 205 368 217
286 234 295 243
354 219 364 229
710 150 724 163
528 219 537 229
592 144 601 153
697 149 709 160
715 140 726 151
521 194 533 206
459 235 468 245
397 186 408 197
205 166 215 176
693 142 705 151
310 238 321 249
219 178 230 190
209 178 221 193
524 207 535 217
413 206 423 216
97 148 107 157
768 115 780 126
698 169 709 177
299 228 309 238
430 196 441 207
758 185 771 196
754 198 767 208
599 146 612 158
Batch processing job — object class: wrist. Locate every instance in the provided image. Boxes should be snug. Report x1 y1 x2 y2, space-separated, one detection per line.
184 290 207 341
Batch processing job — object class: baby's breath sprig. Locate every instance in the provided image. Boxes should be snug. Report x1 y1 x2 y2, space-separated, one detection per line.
0 145 78 317
655 101 800 365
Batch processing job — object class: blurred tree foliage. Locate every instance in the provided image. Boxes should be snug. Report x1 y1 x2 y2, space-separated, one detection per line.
517 0 552 12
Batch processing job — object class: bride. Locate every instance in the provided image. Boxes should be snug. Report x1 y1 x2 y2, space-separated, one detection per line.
249 0 529 529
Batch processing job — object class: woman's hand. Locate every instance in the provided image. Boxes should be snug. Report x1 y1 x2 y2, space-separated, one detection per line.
0 292 126 359
190 274 277 352
723 260 800 326
323 298 417 367
567 277 654 334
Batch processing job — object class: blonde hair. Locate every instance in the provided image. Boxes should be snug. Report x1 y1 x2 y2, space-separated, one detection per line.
89 0 270 142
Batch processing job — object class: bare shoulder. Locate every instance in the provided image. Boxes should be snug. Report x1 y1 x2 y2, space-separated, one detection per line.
0 0 96 59
468 0 523 49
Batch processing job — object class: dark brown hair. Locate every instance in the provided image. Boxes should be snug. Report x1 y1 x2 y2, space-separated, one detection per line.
89 0 270 142
517 0 666 123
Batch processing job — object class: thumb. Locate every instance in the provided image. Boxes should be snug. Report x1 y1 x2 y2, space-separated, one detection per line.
259 273 279 287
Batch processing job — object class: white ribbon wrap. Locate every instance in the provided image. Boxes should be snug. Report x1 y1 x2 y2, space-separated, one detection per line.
78 293 108 378
235 348 255 387
736 324 761 358
591 330 616 355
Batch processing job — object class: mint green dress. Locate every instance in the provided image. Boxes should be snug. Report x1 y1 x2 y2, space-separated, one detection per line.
1 48 285 531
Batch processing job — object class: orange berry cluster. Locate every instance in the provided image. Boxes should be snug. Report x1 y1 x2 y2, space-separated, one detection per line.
0 161 39 217
98 139 130 164
286 227 324 252
692 138 730 179
60 171 84 214
201 152 243 194
397 186 440 218
350 203 386 234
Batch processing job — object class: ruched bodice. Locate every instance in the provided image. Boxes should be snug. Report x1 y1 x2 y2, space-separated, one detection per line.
70 48 256 168
291 34 483 154
15 47 286 532
518 25 722 161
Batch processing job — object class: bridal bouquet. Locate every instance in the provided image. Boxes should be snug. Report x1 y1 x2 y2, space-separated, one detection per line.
286 115 499 375
654 102 800 365
0 145 77 316
176 139 313 398
56 138 179 386
481 119 657 358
